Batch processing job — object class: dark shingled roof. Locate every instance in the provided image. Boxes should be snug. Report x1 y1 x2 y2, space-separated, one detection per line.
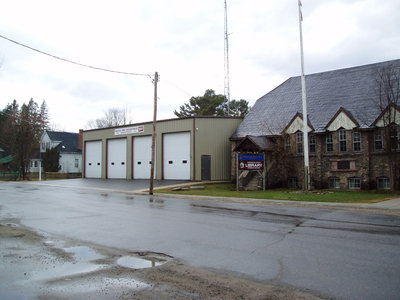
47 131 81 153
232 59 400 138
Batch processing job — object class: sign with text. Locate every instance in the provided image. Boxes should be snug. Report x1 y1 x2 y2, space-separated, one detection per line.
115 125 144 136
238 154 264 170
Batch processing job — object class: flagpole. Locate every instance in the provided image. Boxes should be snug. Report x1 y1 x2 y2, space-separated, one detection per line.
298 0 310 191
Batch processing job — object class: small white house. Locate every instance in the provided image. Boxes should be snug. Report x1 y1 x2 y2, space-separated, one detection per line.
30 131 82 173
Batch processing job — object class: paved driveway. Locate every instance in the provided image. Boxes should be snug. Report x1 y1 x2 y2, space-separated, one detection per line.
29 178 189 192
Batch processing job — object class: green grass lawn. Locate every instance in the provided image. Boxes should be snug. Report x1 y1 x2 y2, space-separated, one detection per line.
156 183 399 203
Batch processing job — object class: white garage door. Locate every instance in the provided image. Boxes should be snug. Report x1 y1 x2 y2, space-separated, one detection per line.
133 136 155 179
107 138 127 179
85 140 102 178
163 132 191 180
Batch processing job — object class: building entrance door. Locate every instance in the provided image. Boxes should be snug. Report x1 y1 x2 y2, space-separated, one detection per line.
201 155 211 181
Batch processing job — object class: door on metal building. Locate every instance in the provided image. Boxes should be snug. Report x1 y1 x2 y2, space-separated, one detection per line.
163 132 191 180
85 140 102 178
133 135 155 179
201 155 211 181
107 138 127 179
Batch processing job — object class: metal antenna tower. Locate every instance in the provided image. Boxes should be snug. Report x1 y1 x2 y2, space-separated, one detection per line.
224 0 231 116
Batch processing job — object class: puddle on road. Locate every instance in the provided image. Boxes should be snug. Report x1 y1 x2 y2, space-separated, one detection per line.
45 276 152 297
63 246 104 262
117 256 167 269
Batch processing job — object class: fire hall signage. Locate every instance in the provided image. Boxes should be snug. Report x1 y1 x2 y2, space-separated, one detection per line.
238 154 264 170
114 125 144 136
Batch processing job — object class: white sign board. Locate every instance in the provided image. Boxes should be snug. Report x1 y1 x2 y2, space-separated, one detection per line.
115 125 144 136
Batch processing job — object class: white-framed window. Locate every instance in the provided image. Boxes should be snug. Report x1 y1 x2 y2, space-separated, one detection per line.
329 177 340 189
375 129 383 151
296 132 303 154
339 129 347 152
353 132 361 152
309 135 316 153
326 133 333 152
75 159 79 168
348 177 361 189
377 177 390 190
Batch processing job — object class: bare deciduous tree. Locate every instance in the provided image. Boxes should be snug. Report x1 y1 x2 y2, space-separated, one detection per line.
375 64 400 190
86 107 132 129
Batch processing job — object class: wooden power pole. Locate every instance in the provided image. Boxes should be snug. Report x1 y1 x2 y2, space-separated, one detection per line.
149 72 159 195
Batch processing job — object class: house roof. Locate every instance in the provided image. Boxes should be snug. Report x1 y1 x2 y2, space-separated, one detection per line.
0 155 14 164
232 59 400 138
47 131 81 153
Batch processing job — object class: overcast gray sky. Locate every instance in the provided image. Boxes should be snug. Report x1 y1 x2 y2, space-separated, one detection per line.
0 0 399 132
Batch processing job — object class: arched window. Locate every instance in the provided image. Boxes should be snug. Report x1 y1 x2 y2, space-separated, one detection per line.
326 133 333 152
353 132 361 152
309 135 316 153
296 132 303 154
339 129 347 152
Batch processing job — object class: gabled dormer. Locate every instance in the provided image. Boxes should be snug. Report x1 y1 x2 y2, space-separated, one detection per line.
325 107 359 131
283 112 314 134
372 103 400 127
233 135 272 153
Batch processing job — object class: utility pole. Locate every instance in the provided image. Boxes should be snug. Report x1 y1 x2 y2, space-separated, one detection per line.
224 0 231 116
149 72 159 195
39 121 43 181
298 0 310 191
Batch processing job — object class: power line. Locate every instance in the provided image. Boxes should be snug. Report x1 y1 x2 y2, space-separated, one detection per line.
0 33 195 102
0 33 152 79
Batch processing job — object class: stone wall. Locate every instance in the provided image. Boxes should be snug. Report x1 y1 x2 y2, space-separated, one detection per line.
232 129 400 190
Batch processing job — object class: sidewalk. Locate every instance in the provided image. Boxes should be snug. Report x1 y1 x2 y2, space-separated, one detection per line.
368 198 400 209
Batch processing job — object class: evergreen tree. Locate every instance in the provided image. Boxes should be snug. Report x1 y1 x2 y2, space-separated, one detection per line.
40 100 50 131
42 148 61 172
174 89 249 118
0 99 44 178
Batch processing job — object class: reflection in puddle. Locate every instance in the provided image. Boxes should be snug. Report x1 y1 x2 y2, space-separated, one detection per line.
117 256 166 269
47 276 151 295
32 263 105 281
63 246 104 262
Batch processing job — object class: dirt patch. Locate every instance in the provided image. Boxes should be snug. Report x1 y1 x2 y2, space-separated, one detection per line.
0 223 322 299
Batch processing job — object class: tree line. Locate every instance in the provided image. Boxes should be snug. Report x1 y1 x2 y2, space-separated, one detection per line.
0 99 50 178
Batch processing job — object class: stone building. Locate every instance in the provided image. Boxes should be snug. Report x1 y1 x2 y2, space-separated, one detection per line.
231 59 400 190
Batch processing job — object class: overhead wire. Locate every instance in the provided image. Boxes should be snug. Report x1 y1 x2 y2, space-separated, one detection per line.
0 33 152 80
0 33 194 101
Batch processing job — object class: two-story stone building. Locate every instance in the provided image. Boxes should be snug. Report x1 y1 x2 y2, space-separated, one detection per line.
231 59 400 190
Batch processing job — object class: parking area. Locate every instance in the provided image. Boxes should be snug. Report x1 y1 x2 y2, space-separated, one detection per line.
29 178 190 193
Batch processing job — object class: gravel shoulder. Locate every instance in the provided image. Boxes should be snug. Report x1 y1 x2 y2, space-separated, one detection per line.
0 221 321 299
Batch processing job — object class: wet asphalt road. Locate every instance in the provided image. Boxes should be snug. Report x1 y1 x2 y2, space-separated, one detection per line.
1 180 400 299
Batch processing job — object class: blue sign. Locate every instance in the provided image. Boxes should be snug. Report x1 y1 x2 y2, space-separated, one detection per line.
238 154 264 161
